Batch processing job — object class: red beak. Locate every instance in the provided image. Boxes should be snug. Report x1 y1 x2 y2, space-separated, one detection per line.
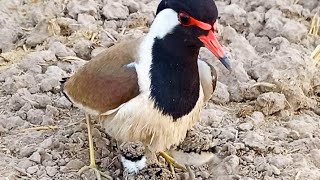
198 30 231 71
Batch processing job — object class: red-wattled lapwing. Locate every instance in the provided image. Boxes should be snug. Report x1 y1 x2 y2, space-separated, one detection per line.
63 0 231 179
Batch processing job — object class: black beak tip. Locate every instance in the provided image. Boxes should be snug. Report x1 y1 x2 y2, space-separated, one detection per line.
219 56 232 71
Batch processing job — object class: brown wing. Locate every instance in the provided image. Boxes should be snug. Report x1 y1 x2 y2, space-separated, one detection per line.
63 38 142 114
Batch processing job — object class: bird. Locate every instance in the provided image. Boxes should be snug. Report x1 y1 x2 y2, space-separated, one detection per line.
62 0 231 179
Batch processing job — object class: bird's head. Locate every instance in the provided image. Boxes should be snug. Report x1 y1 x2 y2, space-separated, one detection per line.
149 0 231 70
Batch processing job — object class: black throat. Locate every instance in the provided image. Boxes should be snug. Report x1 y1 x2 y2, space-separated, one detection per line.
150 35 201 120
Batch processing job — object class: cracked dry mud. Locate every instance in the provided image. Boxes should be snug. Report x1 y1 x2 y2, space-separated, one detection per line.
1 0 320 179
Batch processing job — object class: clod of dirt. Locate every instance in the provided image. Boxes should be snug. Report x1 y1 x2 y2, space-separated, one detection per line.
310 149 320 168
123 0 140 14
256 92 286 115
67 0 99 19
281 20 308 43
72 39 93 60
212 82 230 104
135 163 177 180
103 1 130 20
177 129 215 154
26 19 56 47
119 141 145 160
0 9 20 52
286 114 317 138
48 41 76 58
242 132 266 150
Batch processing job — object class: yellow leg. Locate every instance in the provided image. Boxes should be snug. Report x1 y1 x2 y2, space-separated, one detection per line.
78 114 112 180
159 151 187 173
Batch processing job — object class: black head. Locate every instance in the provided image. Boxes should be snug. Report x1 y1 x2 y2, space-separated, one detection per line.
156 0 218 25
152 0 231 70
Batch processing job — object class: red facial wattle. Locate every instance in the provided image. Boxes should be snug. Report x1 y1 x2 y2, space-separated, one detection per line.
178 12 231 71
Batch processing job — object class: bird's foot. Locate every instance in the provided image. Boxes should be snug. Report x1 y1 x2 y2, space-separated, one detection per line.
159 151 187 174
78 164 112 180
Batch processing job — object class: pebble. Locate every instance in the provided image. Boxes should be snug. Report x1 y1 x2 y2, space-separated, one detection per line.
32 94 52 108
45 105 59 117
243 132 266 150
287 130 300 140
48 41 76 57
41 116 55 126
256 92 286 115
254 157 268 172
19 146 36 158
102 1 129 20
54 96 72 109
46 166 58 177
310 149 320 168
27 165 39 174
4 116 25 130
66 159 85 170
249 111 264 128
27 109 45 125
239 122 253 131
29 151 42 164
40 136 53 149
18 158 34 170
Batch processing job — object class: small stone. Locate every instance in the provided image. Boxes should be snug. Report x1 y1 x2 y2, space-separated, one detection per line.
46 166 58 177
242 155 254 163
27 165 39 174
19 146 36 158
254 157 268 172
223 155 240 174
48 41 76 57
269 155 293 169
41 116 54 126
0 124 7 134
29 151 42 164
66 159 85 170
199 171 210 179
40 78 60 92
102 1 129 20
5 116 25 130
77 13 96 27
281 20 307 43
73 39 93 60
256 92 286 115
270 164 281 175
32 94 52 108
288 130 300 140
212 82 230 104
60 166 68 173
239 122 253 131
27 109 45 125
310 149 320 168
18 158 34 170
249 111 264 127
40 136 53 149
45 105 59 117
54 96 72 109
243 132 265 150
123 0 140 13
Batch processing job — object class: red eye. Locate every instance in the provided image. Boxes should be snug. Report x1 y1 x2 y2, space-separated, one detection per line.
178 12 192 26
177 12 212 30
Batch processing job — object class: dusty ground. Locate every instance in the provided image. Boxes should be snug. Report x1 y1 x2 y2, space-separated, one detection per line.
1 0 320 179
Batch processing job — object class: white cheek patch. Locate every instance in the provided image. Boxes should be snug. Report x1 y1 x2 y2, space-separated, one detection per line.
149 9 180 39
